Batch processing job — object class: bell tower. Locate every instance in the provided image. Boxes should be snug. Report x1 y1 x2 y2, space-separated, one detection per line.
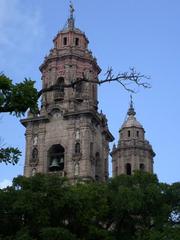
21 3 114 181
111 96 155 176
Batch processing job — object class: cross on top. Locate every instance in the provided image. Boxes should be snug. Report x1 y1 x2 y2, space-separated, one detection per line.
70 1 75 18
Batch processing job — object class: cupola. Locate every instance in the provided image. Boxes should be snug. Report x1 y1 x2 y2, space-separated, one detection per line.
119 96 145 142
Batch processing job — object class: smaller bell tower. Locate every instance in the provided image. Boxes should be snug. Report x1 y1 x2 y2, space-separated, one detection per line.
111 96 155 176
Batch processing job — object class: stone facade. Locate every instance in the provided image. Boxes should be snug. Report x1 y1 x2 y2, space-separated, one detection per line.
111 98 155 177
21 6 155 181
21 9 114 181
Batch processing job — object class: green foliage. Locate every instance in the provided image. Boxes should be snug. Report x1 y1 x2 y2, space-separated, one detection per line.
0 73 39 164
0 147 21 165
0 172 179 239
40 227 77 240
0 73 39 117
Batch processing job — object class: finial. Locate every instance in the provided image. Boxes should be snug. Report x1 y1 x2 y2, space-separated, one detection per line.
68 1 75 29
69 1 74 19
130 94 133 108
127 95 136 116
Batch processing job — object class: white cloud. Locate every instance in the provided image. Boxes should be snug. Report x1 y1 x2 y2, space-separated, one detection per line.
0 179 12 189
0 0 44 54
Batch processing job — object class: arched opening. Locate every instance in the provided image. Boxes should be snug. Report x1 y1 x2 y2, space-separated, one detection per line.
57 77 64 93
54 77 64 100
75 79 83 100
63 37 67 46
125 163 132 175
75 142 80 154
76 81 82 92
48 144 65 172
75 38 79 46
140 163 145 171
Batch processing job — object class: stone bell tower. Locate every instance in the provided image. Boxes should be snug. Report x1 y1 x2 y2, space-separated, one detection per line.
21 4 114 181
111 97 155 177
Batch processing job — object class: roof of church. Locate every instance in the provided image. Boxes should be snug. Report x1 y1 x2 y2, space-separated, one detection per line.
122 115 143 129
121 96 143 129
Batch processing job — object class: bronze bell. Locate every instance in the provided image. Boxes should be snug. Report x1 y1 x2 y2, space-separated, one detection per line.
49 158 60 171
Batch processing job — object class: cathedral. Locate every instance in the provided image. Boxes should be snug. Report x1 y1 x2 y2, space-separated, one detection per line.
21 4 155 181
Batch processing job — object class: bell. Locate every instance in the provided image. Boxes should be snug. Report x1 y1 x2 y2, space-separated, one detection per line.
59 157 64 163
49 158 60 171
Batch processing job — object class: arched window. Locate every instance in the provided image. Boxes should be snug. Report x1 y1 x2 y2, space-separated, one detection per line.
75 78 82 93
75 142 80 154
63 37 67 45
48 144 65 172
57 77 64 93
128 130 131 137
140 163 145 171
125 163 132 175
75 38 79 46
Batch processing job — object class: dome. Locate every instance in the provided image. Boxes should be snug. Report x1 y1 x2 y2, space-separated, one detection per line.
121 115 143 129
121 96 143 129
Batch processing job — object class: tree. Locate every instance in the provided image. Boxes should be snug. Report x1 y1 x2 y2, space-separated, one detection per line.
0 73 38 164
0 172 179 240
0 73 38 117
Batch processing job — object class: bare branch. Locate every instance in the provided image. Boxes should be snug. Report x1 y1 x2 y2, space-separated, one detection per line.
38 67 151 97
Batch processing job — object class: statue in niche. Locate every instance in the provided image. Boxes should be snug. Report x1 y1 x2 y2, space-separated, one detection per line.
74 162 79 176
31 148 38 163
52 110 62 119
33 136 38 146
75 129 80 140
32 168 36 176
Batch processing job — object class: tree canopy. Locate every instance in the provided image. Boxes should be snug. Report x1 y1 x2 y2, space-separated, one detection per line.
0 73 38 165
0 73 38 117
0 172 179 240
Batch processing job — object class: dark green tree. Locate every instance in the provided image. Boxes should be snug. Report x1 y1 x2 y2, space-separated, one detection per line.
0 172 179 240
0 73 38 165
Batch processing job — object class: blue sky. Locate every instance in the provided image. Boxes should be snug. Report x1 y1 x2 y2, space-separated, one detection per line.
0 0 180 187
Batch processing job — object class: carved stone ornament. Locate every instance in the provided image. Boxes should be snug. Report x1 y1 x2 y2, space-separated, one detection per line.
33 136 38 146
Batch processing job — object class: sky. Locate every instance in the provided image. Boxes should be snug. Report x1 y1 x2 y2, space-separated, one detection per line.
0 0 180 188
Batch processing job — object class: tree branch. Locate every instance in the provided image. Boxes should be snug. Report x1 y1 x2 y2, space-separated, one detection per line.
38 67 150 97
